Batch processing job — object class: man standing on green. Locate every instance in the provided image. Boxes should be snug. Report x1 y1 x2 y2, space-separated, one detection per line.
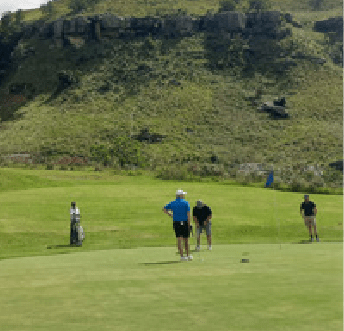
163 189 192 261
193 200 212 251
300 194 319 242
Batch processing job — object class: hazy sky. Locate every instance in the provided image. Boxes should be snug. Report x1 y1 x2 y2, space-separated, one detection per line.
0 0 50 18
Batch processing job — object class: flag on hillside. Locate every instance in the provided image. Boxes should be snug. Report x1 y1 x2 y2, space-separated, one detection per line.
265 170 274 188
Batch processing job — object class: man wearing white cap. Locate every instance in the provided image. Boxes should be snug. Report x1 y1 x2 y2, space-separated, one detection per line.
163 189 192 261
300 194 319 242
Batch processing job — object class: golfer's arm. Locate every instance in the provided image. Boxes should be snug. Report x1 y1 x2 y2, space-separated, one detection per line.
314 208 317 216
204 214 212 225
163 208 172 217
187 212 191 227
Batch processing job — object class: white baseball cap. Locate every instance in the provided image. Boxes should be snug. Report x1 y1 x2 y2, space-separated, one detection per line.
176 189 187 195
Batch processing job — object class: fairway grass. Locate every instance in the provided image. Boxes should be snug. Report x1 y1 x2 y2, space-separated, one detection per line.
0 169 342 259
0 244 342 331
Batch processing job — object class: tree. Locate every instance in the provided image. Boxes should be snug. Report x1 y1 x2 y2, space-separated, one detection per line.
40 1 56 18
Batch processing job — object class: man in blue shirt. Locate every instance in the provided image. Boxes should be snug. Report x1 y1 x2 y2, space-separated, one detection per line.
163 189 192 261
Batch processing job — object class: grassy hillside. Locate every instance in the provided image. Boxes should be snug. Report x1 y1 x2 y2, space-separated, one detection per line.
20 0 343 21
0 0 342 192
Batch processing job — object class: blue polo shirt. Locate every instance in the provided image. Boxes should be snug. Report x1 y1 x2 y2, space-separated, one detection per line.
164 198 190 222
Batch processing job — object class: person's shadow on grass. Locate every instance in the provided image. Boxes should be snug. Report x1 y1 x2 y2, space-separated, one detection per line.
295 240 312 244
47 244 82 249
140 261 181 265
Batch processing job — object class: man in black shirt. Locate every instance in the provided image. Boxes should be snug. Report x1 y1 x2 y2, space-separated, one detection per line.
193 200 212 250
300 195 319 242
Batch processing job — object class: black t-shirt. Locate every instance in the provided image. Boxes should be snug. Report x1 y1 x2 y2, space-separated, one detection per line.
193 206 212 226
300 201 316 216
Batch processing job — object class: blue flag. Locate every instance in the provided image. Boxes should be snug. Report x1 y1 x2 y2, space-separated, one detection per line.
265 171 274 188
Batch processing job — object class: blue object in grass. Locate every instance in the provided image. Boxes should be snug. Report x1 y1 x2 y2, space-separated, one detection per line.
265 170 274 188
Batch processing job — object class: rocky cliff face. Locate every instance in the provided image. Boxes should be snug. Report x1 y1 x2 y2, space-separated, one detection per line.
19 11 288 47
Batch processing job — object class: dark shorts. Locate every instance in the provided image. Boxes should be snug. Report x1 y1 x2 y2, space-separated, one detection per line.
173 221 190 238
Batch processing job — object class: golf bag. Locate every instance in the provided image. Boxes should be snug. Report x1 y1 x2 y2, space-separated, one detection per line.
70 207 84 246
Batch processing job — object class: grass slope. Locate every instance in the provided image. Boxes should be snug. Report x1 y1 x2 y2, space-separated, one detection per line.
21 0 343 21
0 244 342 331
0 0 342 191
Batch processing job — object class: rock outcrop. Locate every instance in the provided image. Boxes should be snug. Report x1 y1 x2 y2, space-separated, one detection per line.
329 160 343 172
258 98 289 119
19 11 288 47
314 17 343 41
132 128 166 143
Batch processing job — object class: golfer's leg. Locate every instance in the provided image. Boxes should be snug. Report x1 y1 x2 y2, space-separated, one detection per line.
313 223 317 235
197 226 200 247
206 223 211 247
178 237 183 257
308 224 312 236
185 238 189 257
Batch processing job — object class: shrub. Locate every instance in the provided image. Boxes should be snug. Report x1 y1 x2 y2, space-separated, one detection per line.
69 0 100 13
155 164 200 181
219 0 240 12
309 0 324 10
248 0 271 12
40 1 56 18
90 137 146 168
59 165 68 171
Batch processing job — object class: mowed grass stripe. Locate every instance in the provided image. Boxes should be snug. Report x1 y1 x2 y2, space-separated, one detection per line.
0 244 342 331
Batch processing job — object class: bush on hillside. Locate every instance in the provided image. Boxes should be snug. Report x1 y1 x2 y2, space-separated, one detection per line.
309 0 325 10
40 1 57 18
0 11 22 42
155 165 200 181
204 33 248 70
69 0 101 13
90 137 146 168
248 0 271 12
219 0 240 12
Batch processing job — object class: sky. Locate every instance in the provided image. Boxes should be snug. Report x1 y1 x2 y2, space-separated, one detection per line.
0 0 50 18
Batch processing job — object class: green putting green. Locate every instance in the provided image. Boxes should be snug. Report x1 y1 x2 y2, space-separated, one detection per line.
0 244 342 331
